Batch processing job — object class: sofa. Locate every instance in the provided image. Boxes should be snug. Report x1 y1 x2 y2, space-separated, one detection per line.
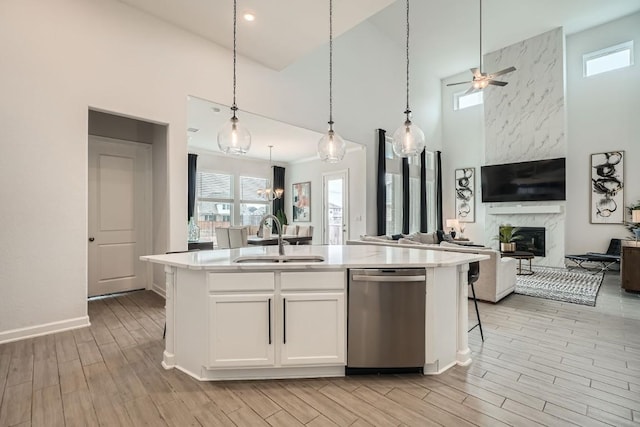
348 234 517 303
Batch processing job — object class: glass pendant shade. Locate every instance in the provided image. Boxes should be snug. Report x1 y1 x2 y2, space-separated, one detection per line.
217 116 251 155
318 129 346 163
392 119 425 157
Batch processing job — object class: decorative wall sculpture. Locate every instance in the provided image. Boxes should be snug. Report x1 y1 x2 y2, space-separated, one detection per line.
455 167 475 222
591 151 624 224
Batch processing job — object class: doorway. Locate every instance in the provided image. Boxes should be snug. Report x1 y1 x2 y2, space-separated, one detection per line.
88 136 152 297
323 170 349 245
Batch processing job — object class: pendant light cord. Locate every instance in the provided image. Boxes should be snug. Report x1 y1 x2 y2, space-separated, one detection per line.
479 0 483 73
328 0 334 131
404 0 411 119
231 0 238 118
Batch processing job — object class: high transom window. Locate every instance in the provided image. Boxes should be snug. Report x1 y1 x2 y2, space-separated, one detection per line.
583 41 634 77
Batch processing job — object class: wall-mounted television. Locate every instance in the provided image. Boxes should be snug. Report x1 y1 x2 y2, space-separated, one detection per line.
481 158 566 202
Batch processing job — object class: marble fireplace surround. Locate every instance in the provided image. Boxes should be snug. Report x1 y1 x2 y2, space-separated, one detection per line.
486 203 565 268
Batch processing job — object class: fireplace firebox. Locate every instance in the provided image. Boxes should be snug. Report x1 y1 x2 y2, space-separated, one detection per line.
500 226 546 256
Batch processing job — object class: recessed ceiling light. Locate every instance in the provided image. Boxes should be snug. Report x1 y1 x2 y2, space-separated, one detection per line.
211 107 221 113
187 127 199 133
243 11 256 22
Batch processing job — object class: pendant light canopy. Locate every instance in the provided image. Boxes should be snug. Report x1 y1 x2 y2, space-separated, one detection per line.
392 0 425 158
217 0 251 155
257 145 284 200
317 0 346 163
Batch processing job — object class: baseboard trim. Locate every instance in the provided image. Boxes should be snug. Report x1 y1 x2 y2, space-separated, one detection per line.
0 316 91 345
151 283 166 299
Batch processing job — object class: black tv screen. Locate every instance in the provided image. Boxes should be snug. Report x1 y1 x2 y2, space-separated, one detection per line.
481 158 566 202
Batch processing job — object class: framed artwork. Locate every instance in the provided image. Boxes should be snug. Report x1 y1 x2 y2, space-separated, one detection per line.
591 151 624 223
292 181 311 222
455 168 475 222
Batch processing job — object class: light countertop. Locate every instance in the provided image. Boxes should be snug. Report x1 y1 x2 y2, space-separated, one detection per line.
141 244 489 271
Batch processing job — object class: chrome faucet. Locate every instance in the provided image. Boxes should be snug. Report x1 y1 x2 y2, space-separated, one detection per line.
257 214 285 256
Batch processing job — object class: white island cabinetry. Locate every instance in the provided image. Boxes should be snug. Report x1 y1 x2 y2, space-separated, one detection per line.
201 269 346 379
207 272 275 368
142 244 488 381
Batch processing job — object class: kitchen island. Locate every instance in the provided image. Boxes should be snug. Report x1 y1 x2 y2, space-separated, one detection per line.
141 244 488 381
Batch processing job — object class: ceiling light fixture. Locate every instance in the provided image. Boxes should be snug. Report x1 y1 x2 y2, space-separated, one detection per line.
317 0 346 163
391 0 425 158
258 145 284 200
217 0 251 155
243 11 256 22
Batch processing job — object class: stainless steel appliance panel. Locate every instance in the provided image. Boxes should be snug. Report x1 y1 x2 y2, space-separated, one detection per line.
347 268 426 368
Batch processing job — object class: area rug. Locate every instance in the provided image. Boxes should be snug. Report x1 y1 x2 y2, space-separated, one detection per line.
515 266 604 306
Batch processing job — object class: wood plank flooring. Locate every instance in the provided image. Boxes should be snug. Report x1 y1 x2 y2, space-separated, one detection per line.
1 271 639 426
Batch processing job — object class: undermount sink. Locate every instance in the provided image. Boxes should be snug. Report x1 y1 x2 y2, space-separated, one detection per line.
233 255 325 264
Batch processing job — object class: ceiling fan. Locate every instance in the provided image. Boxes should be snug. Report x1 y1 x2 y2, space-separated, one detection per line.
447 0 516 94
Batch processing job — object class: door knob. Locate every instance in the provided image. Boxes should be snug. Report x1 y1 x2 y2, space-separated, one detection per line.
89 237 95 242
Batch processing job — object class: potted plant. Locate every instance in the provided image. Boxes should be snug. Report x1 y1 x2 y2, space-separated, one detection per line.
495 224 522 252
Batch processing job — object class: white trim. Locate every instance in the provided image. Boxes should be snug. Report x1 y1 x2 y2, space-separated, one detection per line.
151 282 167 298
487 205 563 215
0 316 91 344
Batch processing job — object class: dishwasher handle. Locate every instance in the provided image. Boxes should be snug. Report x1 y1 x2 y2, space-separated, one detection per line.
351 275 426 282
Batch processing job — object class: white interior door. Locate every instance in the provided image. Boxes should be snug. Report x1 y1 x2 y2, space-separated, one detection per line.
88 137 151 297
323 171 349 245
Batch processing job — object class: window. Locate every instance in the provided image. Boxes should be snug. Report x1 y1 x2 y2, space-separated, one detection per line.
384 137 436 235
239 176 270 226
583 41 634 77
454 91 483 111
195 172 233 244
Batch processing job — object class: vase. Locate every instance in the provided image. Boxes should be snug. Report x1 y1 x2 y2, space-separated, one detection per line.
501 242 516 252
188 217 200 243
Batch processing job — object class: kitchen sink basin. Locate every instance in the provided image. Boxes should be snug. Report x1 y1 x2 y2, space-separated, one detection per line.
233 255 325 264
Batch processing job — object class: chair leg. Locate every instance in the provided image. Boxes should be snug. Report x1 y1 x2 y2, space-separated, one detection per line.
469 282 484 342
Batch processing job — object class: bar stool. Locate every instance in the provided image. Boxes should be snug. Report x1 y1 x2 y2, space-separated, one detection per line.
467 261 484 342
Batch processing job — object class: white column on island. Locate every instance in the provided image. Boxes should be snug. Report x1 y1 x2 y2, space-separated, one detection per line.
162 265 176 369
456 263 472 366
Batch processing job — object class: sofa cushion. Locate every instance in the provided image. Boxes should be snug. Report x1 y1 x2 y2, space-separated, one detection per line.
360 235 393 242
405 231 438 244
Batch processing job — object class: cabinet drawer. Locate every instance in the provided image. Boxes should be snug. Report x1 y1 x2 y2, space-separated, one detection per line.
208 272 275 292
281 271 345 291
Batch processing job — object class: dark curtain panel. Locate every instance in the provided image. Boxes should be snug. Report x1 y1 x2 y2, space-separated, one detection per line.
187 153 198 221
376 129 387 236
272 166 286 225
402 157 409 234
420 150 428 232
436 151 443 231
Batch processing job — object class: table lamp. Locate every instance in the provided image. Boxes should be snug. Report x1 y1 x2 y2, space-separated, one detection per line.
446 219 458 239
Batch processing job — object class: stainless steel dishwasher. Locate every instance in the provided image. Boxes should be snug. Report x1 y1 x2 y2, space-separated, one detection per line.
347 268 426 370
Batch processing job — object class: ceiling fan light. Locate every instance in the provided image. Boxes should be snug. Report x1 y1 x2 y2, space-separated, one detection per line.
318 129 346 163
392 120 425 157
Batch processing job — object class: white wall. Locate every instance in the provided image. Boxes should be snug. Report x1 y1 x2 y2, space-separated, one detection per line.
441 71 486 244
287 147 368 242
566 12 640 253
0 0 429 340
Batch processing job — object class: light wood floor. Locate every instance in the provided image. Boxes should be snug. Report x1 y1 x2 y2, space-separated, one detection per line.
1 271 639 426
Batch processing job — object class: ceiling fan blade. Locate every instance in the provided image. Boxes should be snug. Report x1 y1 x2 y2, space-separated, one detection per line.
446 81 472 86
488 80 508 86
463 85 477 95
487 66 516 79
471 68 482 78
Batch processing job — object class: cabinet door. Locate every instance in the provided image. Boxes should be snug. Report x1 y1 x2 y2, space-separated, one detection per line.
279 292 345 366
208 294 274 367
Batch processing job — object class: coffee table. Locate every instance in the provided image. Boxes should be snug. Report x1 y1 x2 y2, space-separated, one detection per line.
500 251 535 275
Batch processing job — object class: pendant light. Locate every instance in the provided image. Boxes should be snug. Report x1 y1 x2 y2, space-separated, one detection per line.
217 0 251 155
257 145 284 200
317 0 346 163
392 0 425 158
